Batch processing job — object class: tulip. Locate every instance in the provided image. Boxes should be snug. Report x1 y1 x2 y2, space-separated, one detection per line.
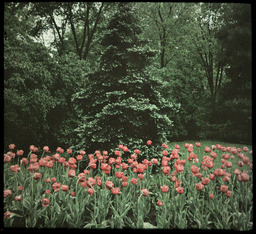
191 165 199 174
196 142 201 147
116 171 124 178
175 187 184 194
33 172 42 180
225 190 232 197
157 200 164 206
141 189 149 197
61 185 69 192
220 185 228 193
196 183 204 191
111 187 121 195
147 140 152 146
105 181 114 190
162 143 168 149
88 188 94 196
161 185 169 193
202 177 210 185
130 178 137 185
41 198 50 207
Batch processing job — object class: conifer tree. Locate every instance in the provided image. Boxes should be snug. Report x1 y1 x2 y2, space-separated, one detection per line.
73 2 179 151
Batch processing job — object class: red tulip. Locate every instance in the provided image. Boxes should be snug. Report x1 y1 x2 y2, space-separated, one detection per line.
16 150 24 156
161 185 169 193
220 185 228 193
116 171 124 179
147 140 152 146
58 157 65 164
162 166 170 175
87 177 96 188
209 174 216 180
175 187 184 194
221 147 226 152
4 155 11 163
123 146 129 152
68 158 77 165
30 145 38 152
243 146 249 152
225 190 232 197
196 183 204 191
204 147 211 153
130 178 137 185
157 200 164 206
56 147 64 154
224 161 232 168
202 177 210 185
80 150 86 156
138 174 144 180
162 160 168 167
122 181 128 187
67 149 72 154
10 164 21 173
151 158 158 165
68 169 76 178
45 189 50 194
191 165 199 174
4 211 12 219
195 142 201 147
105 181 114 190
131 154 137 160
52 183 61 191
162 143 168 149
41 146 48 153
172 176 177 182
134 149 141 154
70 192 75 197
118 144 123 150
111 187 121 195
33 172 42 180
4 190 12 198
108 158 115 165
9 144 15 150
222 176 230 182
174 163 184 173
137 163 146 173
88 188 94 196
61 185 69 192
45 178 51 183
122 162 129 170
76 155 83 161
233 169 241 175
162 150 168 156
240 172 249 182
218 169 226 176
14 195 22 202
141 189 149 197
41 198 50 207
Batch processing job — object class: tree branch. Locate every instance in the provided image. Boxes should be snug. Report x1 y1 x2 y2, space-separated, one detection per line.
67 2 80 57
83 2 104 60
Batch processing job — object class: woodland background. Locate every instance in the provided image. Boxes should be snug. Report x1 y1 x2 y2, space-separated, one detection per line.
4 2 252 153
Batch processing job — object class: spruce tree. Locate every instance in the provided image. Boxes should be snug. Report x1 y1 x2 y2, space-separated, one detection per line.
73 2 178 152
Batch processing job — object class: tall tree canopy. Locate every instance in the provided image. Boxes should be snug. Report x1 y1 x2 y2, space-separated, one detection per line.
4 2 252 152
72 2 179 151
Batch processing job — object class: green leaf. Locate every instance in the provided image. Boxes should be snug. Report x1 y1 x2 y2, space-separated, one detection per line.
143 222 157 229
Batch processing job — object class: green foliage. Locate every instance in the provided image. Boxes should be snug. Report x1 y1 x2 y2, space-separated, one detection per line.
73 3 179 152
4 3 86 149
4 2 252 150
